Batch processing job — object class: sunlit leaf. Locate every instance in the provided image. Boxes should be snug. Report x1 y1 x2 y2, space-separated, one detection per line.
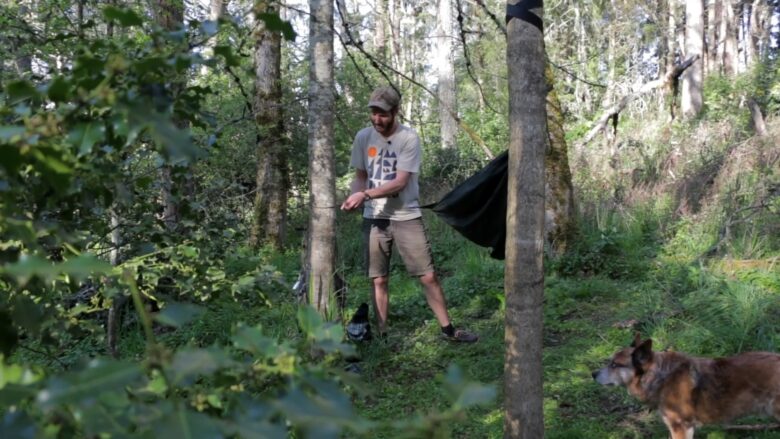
257 13 296 41
103 6 143 27
155 302 203 328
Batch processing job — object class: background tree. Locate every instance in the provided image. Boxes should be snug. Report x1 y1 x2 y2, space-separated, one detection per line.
504 0 547 437
251 0 288 248
682 0 705 117
435 0 458 150
307 0 337 317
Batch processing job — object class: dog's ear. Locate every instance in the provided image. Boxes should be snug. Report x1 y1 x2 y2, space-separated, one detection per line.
630 332 642 347
631 338 653 372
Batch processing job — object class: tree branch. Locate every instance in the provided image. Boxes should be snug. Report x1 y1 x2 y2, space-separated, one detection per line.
575 55 699 149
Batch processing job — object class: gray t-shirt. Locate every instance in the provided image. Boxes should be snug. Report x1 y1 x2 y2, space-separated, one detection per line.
350 124 422 220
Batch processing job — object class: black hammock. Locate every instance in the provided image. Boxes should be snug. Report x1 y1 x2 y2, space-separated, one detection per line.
423 151 508 260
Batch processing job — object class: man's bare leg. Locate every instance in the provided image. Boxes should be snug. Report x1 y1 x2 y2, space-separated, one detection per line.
372 276 390 334
419 272 451 327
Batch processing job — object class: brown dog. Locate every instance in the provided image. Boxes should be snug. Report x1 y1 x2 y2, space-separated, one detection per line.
593 334 780 438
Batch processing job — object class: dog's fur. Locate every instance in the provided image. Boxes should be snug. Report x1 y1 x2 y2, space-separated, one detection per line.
593 334 780 439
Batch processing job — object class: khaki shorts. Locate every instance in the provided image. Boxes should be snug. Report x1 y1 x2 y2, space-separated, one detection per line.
363 217 435 278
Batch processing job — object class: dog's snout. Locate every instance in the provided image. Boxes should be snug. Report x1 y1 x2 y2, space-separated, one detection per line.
591 370 599 380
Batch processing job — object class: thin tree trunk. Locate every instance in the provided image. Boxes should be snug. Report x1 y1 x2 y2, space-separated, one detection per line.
152 0 185 231
307 0 337 317
106 206 125 358
682 0 704 117
504 0 546 436
722 0 737 75
251 0 287 249
374 0 387 61
200 0 227 75
435 0 458 149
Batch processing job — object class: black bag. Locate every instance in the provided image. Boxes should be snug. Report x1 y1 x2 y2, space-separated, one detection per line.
424 151 508 260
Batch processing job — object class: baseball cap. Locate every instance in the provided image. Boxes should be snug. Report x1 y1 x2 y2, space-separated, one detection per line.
368 86 401 111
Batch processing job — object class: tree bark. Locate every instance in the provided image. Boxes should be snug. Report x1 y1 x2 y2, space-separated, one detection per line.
151 0 185 231
374 0 388 61
435 0 458 150
722 0 737 75
682 0 704 117
251 0 288 249
504 1 547 437
307 0 337 317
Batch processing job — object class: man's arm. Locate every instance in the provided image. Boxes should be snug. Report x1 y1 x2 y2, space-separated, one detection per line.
340 169 412 211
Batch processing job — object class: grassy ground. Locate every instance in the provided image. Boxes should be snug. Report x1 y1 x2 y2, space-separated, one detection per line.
337 209 780 439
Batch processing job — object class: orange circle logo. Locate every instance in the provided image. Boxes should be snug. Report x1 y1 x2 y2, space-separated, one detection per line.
367 146 378 158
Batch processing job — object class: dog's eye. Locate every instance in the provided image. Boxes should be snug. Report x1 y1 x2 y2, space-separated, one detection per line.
609 362 621 369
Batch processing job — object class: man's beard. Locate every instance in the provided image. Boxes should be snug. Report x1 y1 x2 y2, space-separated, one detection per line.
373 116 395 135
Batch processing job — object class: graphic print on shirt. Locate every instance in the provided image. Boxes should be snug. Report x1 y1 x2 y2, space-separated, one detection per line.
367 146 397 197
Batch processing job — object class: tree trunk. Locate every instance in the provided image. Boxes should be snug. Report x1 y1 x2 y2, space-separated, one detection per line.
251 0 288 249
201 0 227 75
682 0 704 117
307 0 337 317
544 64 574 256
106 206 126 358
374 0 388 61
504 1 546 437
435 0 458 150
151 0 186 231
722 0 737 75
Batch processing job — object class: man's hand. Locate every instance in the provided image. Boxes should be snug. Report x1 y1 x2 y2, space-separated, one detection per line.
340 192 367 211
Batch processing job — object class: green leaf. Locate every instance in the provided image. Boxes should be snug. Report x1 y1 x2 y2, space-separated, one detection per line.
155 302 203 328
68 123 106 156
0 411 36 439
168 348 229 385
46 77 70 102
213 45 241 67
444 365 496 410
0 126 26 142
0 384 36 407
153 405 223 439
232 326 282 357
5 81 38 104
36 360 142 409
103 6 143 27
296 305 323 337
59 254 113 278
148 118 204 164
257 13 296 41
0 310 19 356
3 254 56 285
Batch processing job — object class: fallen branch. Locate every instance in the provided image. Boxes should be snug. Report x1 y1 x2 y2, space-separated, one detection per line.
575 55 699 149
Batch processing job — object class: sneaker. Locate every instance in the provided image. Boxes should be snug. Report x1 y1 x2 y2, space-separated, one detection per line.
442 328 479 343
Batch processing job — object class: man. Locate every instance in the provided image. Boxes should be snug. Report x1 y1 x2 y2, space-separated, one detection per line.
340 86 478 343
